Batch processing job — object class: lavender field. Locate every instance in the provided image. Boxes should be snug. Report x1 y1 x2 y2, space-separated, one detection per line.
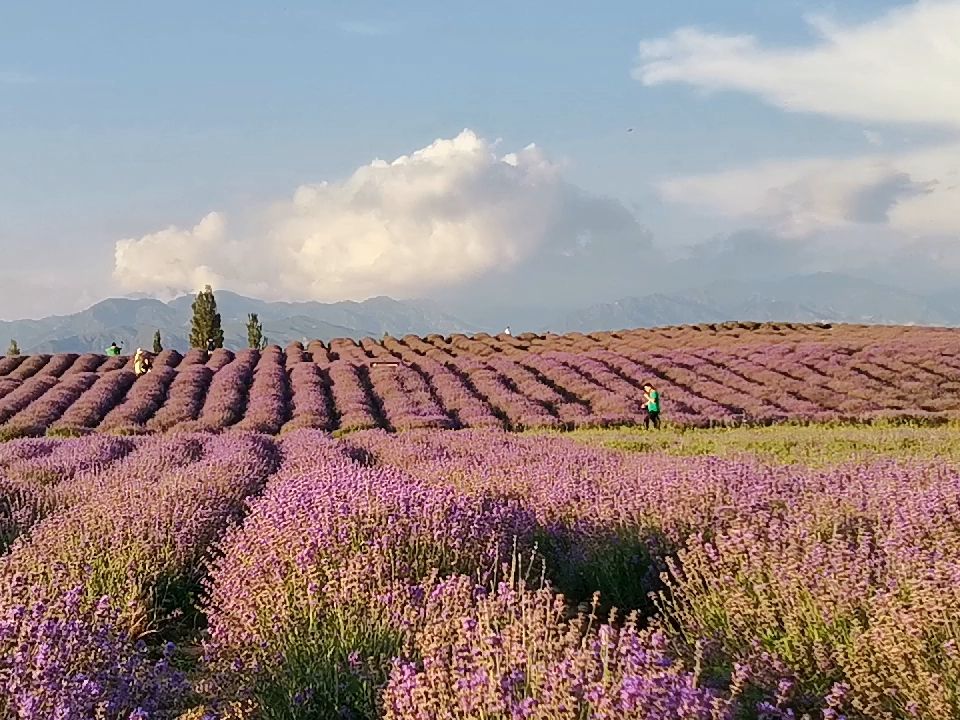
1 424 959 719
2 323 960 439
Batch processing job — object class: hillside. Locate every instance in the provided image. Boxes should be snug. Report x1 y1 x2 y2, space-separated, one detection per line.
5 273 960 353
1 322 957 439
561 273 955 331
0 292 475 354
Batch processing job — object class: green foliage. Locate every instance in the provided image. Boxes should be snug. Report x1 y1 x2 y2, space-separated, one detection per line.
568 421 960 466
0 424 39 442
246 313 267 350
6 339 20 356
45 425 93 439
153 330 163 354
189 285 224 350
538 526 657 616
250 611 398 720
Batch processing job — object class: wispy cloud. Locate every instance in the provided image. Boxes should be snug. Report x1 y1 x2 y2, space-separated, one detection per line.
634 1 960 247
0 70 36 85
634 1 960 130
337 20 391 37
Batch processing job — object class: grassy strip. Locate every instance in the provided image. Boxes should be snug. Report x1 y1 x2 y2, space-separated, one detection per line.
561 420 960 466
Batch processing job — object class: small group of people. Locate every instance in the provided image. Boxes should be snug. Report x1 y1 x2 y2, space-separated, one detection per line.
104 341 152 377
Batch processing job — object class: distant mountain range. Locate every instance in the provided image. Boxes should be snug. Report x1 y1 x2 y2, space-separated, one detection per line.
0 292 473 354
3 273 960 353
560 273 960 332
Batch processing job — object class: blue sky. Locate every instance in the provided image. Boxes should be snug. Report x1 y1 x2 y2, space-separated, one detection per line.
1 0 956 318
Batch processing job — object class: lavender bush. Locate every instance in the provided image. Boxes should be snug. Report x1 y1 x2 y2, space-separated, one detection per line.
0 586 188 718
202 430 536 717
281 362 333 432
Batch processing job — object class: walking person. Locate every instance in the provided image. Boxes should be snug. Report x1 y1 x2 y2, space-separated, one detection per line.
105 341 122 357
643 382 661 430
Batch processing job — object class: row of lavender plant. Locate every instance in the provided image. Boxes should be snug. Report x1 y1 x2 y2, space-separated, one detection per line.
717 347 834 416
0 375 60 428
329 337 370 364
369 362 455 430
48 370 137 434
1 372 99 436
0 378 20 403
99 355 130 372
652 350 784 421
4 332 960 436
179 348 208 366
0 356 25 377
7 355 51 382
381 575 740 720
0 434 138 549
0 435 200 714
384 338 503 429
485 355 591 426
0 433 280 716
35 352 78 378
327 361 379 432
235 349 288 434
190 350 259 431
282 362 334 432
403 356 503 429
524 351 641 425
284 343 309 367
201 429 725 718
198 429 757 718
64 352 106 374
0 585 187 718
452 358 560 429
204 348 235 372
356 430 960 719
99 365 178 432
0 437 59 467
4 425 957 717
148 364 212 432
656 460 960 719
588 348 723 425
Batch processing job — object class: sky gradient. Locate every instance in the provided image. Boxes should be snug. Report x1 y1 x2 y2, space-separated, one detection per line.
1 0 956 319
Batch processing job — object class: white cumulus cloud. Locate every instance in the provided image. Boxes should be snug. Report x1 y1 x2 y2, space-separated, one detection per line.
114 211 233 297
113 129 643 302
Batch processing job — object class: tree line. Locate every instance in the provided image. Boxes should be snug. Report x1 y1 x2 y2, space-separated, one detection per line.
6 285 268 356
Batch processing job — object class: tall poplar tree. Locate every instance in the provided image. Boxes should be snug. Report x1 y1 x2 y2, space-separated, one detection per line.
246 313 266 350
189 285 224 350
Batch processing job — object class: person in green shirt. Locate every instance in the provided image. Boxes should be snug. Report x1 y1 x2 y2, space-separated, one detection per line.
105 341 122 357
643 383 661 430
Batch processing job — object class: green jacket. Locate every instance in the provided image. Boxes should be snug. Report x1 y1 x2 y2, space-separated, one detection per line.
646 390 660 412
105 345 121 356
